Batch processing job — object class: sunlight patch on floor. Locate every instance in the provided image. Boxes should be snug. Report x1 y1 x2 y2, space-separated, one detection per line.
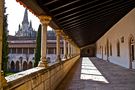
80 57 109 83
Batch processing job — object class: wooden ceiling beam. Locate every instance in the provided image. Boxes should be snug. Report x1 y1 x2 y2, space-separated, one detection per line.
57 0 114 21
50 0 80 12
54 0 99 17
62 5 132 29
61 2 132 27
59 0 129 24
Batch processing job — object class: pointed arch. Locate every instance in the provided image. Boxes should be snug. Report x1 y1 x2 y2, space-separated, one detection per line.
117 40 120 57
110 43 112 56
28 61 33 69
16 61 19 72
23 61 27 70
129 34 135 69
11 61 15 72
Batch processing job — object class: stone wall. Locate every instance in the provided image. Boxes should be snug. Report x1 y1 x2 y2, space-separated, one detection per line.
96 8 135 69
5 55 80 90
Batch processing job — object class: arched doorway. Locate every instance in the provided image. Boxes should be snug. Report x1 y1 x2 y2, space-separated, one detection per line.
11 61 15 72
23 61 27 70
16 61 19 72
28 61 33 69
129 35 135 69
106 39 109 62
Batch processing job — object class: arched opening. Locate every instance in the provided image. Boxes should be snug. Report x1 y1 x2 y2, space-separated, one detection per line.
16 61 20 72
23 61 27 70
117 40 120 57
11 61 15 72
129 35 135 69
28 61 33 69
106 39 109 61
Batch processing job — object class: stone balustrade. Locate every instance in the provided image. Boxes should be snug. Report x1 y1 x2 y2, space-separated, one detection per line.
5 55 80 90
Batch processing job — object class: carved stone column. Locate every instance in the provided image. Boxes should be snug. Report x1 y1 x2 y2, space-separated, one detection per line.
67 39 71 58
55 30 61 62
0 0 7 89
63 36 68 59
38 15 51 67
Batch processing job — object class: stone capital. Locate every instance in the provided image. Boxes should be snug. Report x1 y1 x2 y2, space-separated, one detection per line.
63 36 69 40
38 15 52 25
55 29 61 36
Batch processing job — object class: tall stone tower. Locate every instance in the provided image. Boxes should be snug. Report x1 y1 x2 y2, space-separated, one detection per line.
15 9 36 38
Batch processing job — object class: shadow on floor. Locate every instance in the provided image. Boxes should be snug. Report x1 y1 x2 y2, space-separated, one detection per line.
56 57 135 90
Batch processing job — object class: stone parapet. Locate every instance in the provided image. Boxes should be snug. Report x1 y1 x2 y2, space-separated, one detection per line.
5 55 80 90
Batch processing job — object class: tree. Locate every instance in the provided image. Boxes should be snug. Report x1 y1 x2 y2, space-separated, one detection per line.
34 24 41 67
2 6 9 73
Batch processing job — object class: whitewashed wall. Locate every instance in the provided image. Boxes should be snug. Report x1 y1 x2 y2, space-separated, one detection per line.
96 8 135 69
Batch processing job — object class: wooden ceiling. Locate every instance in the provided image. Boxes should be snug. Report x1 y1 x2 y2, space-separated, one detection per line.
17 0 135 48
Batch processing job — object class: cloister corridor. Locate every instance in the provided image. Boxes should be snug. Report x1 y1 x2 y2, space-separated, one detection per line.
56 57 135 90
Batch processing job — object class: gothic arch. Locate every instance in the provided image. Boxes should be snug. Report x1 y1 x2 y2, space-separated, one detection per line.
11 61 15 72
28 61 33 69
16 61 19 72
129 34 135 69
23 61 27 70
116 40 120 57
106 39 109 61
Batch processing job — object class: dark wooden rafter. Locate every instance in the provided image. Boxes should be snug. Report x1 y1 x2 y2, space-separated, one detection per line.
59 0 132 24
57 0 113 21
54 0 99 17
62 2 133 29
50 0 80 12
43 0 59 6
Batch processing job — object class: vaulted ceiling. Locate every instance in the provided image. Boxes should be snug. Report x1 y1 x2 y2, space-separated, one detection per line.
17 0 135 48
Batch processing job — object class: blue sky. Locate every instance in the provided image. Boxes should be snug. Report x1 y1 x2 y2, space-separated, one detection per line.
5 0 41 35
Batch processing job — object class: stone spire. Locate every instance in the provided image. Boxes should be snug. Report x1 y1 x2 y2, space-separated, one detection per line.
18 24 21 30
29 20 32 28
22 9 29 25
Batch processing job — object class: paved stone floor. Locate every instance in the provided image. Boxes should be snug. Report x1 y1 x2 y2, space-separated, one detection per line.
56 57 135 90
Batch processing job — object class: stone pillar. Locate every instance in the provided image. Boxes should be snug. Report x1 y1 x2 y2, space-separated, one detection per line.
70 44 73 57
67 40 71 58
63 37 67 59
38 15 51 67
0 0 7 89
55 30 61 62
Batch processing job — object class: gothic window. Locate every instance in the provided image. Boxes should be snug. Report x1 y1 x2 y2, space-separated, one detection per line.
16 61 19 72
12 48 16 54
28 61 33 69
29 48 34 54
17 48 22 54
117 40 120 57
23 61 27 70
48 48 54 54
110 43 112 56
11 61 15 72
129 35 135 61
23 48 28 54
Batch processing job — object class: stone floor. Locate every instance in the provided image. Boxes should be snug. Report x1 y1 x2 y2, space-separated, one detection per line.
56 57 135 90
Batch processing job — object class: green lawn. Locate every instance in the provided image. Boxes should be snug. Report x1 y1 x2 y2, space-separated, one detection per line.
5 72 16 76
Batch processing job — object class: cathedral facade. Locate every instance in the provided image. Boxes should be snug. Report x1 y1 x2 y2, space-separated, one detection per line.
15 9 36 38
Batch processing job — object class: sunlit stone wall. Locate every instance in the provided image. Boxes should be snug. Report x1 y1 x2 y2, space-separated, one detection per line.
96 8 135 69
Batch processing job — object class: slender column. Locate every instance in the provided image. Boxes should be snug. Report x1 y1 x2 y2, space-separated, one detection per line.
70 44 73 57
67 39 72 58
55 30 61 62
0 0 7 88
38 15 51 67
63 37 67 59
